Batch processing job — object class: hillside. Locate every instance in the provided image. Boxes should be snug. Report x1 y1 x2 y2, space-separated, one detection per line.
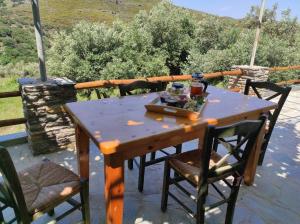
0 0 163 72
8 0 162 28
0 0 239 70
9 0 237 28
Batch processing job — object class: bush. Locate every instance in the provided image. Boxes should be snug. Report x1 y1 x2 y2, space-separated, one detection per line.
48 1 196 82
0 61 38 77
48 21 125 82
137 1 196 74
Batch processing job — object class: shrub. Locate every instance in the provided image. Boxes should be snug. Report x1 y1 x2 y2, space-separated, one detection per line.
0 61 38 77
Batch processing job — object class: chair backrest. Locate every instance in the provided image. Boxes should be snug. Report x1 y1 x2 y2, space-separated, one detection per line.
200 117 266 183
244 79 291 149
118 80 166 96
0 146 31 222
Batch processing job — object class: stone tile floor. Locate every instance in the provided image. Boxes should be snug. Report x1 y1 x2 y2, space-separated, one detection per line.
3 88 300 224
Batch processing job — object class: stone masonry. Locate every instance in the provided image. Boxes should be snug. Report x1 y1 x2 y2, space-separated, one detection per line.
229 65 270 92
19 77 76 155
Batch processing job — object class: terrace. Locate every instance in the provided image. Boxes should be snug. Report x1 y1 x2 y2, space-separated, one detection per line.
0 73 299 223
0 1 300 223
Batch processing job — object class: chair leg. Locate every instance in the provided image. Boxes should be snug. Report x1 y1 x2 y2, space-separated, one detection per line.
258 143 268 166
128 159 134 170
161 161 171 212
150 152 156 160
173 144 182 178
175 144 182 154
80 180 90 224
196 185 207 224
0 205 4 222
47 209 55 216
138 155 146 192
225 177 241 224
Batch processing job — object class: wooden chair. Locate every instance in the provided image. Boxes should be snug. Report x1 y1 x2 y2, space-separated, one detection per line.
244 79 291 165
161 117 266 224
118 80 182 192
0 146 90 223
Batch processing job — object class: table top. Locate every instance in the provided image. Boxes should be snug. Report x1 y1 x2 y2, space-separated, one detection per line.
65 86 277 155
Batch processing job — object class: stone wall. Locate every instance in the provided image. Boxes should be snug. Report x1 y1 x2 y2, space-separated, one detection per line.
229 65 270 92
19 77 76 155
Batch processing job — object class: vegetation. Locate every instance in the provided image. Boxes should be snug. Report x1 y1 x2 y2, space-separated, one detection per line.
0 6 36 67
48 1 300 83
2 1 299 81
0 0 161 77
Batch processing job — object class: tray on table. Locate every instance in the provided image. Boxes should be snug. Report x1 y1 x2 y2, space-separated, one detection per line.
145 93 208 121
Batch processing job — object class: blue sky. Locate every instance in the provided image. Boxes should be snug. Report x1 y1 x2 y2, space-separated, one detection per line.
172 0 300 20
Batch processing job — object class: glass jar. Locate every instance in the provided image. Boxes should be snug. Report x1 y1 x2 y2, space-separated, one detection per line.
172 82 184 95
190 72 208 98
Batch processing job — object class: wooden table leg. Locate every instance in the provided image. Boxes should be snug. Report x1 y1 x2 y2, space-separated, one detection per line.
197 128 206 150
104 155 125 224
75 125 90 223
76 125 90 178
244 121 266 185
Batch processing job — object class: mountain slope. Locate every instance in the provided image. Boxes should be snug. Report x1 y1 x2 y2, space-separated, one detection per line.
10 0 161 28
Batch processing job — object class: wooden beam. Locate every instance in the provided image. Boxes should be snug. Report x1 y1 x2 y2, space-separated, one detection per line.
276 79 300 86
75 70 243 90
269 65 300 72
0 118 27 128
0 91 21 98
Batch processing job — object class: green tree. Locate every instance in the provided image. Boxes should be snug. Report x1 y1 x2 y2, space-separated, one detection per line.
48 21 124 82
0 0 6 7
137 1 196 74
243 4 298 44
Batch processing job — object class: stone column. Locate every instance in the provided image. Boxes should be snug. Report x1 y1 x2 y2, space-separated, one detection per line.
229 65 270 92
19 77 76 155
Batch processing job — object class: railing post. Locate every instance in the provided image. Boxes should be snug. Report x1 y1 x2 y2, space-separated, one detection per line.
250 0 266 67
31 0 47 82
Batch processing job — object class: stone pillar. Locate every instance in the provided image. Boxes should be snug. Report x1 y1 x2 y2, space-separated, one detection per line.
229 65 270 91
19 77 76 155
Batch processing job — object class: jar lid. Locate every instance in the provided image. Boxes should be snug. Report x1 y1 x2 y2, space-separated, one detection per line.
192 72 204 79
172 82 184 89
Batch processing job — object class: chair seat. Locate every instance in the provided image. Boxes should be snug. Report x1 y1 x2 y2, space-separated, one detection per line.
18 161 81 215
169 149 226 185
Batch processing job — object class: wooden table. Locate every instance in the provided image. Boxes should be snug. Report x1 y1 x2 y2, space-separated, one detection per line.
65 86 277 224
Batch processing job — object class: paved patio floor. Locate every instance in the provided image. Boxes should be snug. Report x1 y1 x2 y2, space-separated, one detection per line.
4 88 300 224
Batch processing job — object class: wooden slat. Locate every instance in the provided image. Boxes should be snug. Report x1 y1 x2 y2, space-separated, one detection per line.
276 79 300 86
270 65 300 72
0 91 21 98
0 118 26 127
74 70 243 90
228 87 241 92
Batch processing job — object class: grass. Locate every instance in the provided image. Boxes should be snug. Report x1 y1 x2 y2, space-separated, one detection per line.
0 76 25 135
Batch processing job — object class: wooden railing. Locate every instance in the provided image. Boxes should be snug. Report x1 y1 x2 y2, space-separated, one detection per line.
0 91 25 128
0 118 27 128
269 65 300 72
0 91 21 99
74 70 243 89
0 65 299 129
